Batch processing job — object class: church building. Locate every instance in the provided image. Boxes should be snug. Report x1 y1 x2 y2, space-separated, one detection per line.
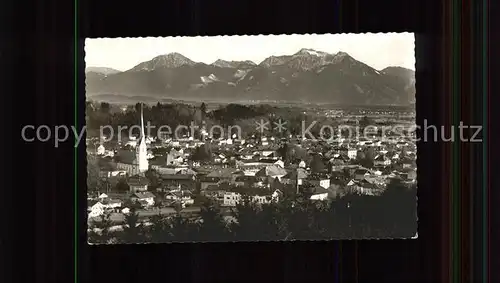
116 103 149 176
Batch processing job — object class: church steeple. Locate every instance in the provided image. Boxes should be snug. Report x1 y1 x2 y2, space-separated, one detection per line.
136 102 149 173
140 103 145 140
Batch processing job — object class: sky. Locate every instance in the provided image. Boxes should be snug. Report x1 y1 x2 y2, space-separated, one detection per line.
85 33 415 72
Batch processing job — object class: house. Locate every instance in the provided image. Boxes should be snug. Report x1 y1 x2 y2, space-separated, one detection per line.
176 168 197 175
200 176 221 191
236 160 273 175
88 202 104 218
298 160 306 168
340 147 357 159
354 168 371 180
130 192 155 207
281 168 308 185
363 176 387 186
374 155 391 166
164 190 195 206
401 169 417 181
350 179 383 196
166 149 184 166
259 150 277 158
396 141 408 148
202 185 226 203
400 157 416 169
274 159 285 168
271 189 283 202
223 192 241 207
234 175 262 188
342 165 362 177
306 174 331 189
251 195 271 205
97 144 105 155
127 175 149 193
160 174 195 189
99 170 127 179
116 150 144 176
255 165 288 181
309 186 330 201
206 168 240 183
329 154 349 167
101 199 123 212
98 193 108 201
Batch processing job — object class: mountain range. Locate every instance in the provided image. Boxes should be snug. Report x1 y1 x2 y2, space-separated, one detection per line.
85 48 415 105
85 67 122 75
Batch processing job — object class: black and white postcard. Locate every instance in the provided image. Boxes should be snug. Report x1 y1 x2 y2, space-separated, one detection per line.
85 33 417 244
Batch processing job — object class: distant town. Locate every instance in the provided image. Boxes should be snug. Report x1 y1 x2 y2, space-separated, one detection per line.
86 101 417 243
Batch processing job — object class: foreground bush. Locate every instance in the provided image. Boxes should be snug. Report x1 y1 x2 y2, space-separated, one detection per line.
88 181 417 243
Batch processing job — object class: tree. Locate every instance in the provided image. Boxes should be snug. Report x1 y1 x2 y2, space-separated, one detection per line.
193 194 210 206
86 101 95 114
89 182 418 242
88 211 115 244
400 147 408 158
115 178 130 192
145 169 161 191
148 211 170 243
153 195 164 209
229 196 268 241
271 177 283 191
135 102 142 113
192 144 212 162
100 102 110 114
200 102 207 119
87 156 102 192
123 198 142 210
356 151 366 160
277 143 290 163
117 207 147 243
359 147 375 168
310 154 325 173
359 116 373 128
198 202 231 241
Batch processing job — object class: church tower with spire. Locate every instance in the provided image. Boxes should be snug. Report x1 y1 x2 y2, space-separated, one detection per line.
136 103 149 173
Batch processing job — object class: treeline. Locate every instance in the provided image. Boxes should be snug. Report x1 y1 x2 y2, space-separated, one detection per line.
85 101 345 140
88 181 417 243
86 101 203 135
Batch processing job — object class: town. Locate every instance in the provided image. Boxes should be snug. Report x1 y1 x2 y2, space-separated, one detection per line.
86 101 417 243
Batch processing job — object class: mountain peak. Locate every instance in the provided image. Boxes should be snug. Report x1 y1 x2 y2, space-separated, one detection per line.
295 48 329 57
212 59 233 68
85 67 121 75
382 66 414 72
325 51 354 65
241 60 257 66
130 52 195 71
335 51 350 58
381 66 415 76
259 55 292 67
212 59 257 69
